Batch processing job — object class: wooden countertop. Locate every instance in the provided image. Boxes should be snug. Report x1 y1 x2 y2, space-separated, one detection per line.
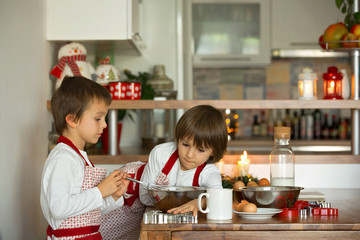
140 189 360 239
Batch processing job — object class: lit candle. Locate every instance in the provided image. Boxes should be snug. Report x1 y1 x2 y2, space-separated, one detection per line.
238 151 250 177
328 80 335 94
303 80 314 98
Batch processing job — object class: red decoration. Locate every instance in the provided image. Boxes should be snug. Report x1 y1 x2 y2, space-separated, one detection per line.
109 82 128 100
323 66 343 100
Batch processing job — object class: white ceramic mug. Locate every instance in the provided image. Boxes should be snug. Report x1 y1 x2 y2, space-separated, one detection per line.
198 188 233 220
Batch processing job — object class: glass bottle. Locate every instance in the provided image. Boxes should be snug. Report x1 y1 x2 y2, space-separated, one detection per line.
259 110 268 137
252 115 260 137
321 113 330 139
300 109 306 140
313 109 322 140
292 111 300 140
269 127 295 186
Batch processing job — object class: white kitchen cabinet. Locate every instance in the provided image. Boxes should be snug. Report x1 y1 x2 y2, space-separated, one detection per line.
271 0 344 50
188 0 271 67
46 0 145 54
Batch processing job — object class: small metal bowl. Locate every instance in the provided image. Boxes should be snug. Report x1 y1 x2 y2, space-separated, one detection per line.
147 186 206 212
234 186 304 208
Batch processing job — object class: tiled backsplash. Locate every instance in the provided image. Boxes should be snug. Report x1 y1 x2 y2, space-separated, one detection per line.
193 58 351 100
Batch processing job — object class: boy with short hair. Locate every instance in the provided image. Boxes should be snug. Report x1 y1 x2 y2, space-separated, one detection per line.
41 76 129 239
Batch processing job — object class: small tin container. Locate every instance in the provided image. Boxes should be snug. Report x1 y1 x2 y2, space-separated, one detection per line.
126 81 141 100
109 81 128 100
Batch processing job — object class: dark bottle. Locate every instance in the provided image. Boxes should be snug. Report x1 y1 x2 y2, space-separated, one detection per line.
321 113 330 140
284 109 292 128
259 110 267 137
252 115 260 137
346 118 351 139
330 114 339 139
275 110 283 127
292 111 300 140
306 110 314 140
339 117 348 140
267 109 274 138
300 109 307 140
313 109 322 140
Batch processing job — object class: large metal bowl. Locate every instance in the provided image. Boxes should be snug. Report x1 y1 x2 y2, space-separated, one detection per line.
234 186 304 208
147 186 206 212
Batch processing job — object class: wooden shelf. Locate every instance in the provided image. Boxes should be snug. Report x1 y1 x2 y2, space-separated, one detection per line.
47 99 360 110
110 99 360 110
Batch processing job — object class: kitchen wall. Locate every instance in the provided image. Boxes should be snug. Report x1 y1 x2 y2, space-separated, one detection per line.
0 0 50 239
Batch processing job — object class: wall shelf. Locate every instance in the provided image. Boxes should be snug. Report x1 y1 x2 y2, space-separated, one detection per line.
88 152 360 165
47 99 360 110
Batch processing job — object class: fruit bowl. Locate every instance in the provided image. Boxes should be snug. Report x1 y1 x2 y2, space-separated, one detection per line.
234 186 304 209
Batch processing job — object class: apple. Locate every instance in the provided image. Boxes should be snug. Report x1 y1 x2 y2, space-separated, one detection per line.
350 24 360 37
323 22 348 49
319 35 326 49
341 32 357 48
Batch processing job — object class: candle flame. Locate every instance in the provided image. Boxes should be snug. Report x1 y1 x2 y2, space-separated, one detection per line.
330 81 335 88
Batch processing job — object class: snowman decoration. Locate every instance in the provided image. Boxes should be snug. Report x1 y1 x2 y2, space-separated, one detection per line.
50 42 96 89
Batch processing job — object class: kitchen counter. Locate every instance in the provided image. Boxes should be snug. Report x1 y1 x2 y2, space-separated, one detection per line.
140 189 360 240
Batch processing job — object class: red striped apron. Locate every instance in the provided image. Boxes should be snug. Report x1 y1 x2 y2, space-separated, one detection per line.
46 136 106 240
99 149 206 240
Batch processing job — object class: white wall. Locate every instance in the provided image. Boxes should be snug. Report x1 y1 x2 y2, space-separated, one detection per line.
0 0 50 239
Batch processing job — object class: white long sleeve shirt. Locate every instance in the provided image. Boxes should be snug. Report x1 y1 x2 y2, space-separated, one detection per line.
40 143 124 230
139 142 223 206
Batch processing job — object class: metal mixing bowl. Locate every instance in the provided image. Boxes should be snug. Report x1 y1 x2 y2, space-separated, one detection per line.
234 186 304 208
146 186 206 212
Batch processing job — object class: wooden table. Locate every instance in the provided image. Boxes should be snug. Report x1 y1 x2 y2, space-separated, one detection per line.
140 189 360 240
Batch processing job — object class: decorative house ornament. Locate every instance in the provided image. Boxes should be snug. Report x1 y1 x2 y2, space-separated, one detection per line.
323 66 343 100
95 56 120 86
50 42 96 89
298 67 317 100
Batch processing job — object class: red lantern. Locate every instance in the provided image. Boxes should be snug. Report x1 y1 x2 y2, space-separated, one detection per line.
322 66 343 100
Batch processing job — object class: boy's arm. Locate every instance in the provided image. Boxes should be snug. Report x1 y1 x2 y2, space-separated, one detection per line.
44 154 104 220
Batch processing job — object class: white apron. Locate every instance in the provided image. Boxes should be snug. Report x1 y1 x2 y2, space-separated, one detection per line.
46 136 107 240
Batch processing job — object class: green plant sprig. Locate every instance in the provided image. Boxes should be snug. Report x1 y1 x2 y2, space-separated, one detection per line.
336 0 360 30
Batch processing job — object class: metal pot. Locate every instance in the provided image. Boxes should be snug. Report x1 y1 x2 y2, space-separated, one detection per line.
147 186 206 212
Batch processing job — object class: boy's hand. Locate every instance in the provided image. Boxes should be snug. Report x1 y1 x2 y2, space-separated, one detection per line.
167 198 205 217
97 170 128 198
112 174 130 201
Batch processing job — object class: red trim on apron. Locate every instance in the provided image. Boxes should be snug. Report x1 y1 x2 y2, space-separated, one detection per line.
160 149 207 187
161 150 179 175
124 163 146 206
47 225 101 239
57 136 95 167
192 162 207 187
